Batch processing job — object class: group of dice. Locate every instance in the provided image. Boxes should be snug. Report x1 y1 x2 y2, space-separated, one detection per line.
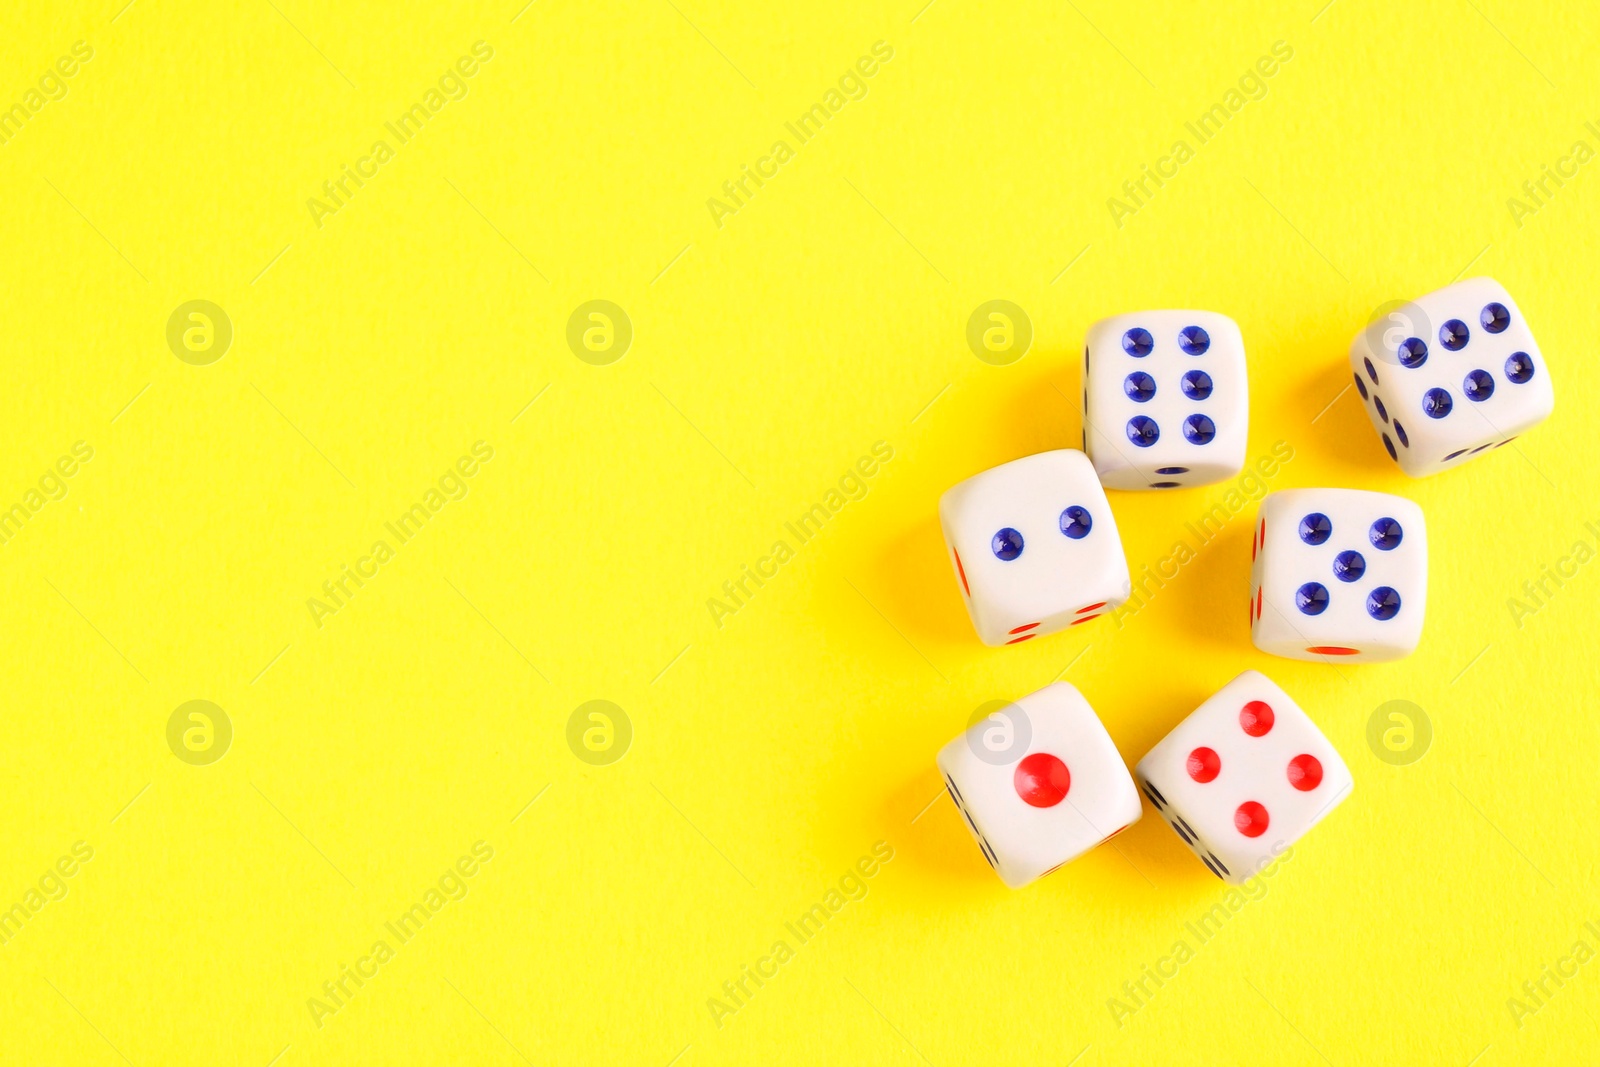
933 277 1554 888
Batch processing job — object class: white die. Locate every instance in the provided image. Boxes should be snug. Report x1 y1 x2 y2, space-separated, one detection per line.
1083 310 1248 490
938 450 1130 646
937 682 1142 889
1249 488 1427 663
1349 277 1554 477
1134 671 1352 885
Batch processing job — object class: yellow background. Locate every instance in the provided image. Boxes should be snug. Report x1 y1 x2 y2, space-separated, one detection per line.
2 0 1597 1063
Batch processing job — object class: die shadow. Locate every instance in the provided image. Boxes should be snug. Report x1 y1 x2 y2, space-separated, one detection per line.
873 513 976 651
1013 358 1087 455
875 361 1087 650
1095 682 1240 897
1291 355 1410 491
876 763 987 886
1151 510 1260 660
